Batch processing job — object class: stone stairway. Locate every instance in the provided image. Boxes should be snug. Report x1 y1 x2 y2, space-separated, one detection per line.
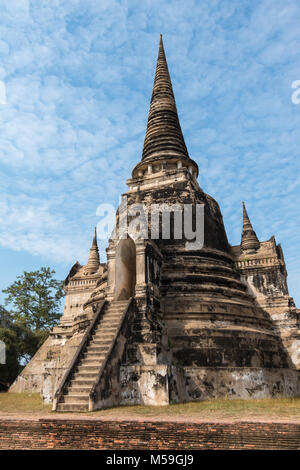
56 300 128 412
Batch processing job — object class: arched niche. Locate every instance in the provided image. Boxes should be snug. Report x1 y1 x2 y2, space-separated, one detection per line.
114 237 136 300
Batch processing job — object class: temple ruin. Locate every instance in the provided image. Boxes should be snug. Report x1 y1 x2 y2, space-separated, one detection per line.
10 36 300 411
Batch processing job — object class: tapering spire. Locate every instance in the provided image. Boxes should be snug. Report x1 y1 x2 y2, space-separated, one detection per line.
86 227 100 273
142 35 189 161
92 227 97 247
241 202 260 253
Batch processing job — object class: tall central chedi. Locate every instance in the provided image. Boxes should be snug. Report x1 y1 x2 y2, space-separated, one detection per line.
10 37 300 411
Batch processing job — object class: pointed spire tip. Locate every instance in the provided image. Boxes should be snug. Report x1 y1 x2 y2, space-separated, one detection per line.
241 202 260 252
93 226 97 243
86 226 100 272
141 34 189 162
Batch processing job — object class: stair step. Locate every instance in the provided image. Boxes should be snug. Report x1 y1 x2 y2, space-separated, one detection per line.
80 358 105 365
80 359 104 365
92 332 116 339
94 327 118 334
87 341 111 347
82 354 106 361
101 308 124 314
66 386 91 394
108 305 125 309
99 321 120 326
93 327 117 332
56 403 88 412
78 357 103 365
90 339 114 346
107 311 125 314
62 395 89 403
79 354 104 362
94 328 117 333
98 319 119 325
84 348 107 354
74 371 99 378
97 320 120 327
89 340 113 346
76 365 100 372
83 350 107 356
90 340 114 347
86 346 109 353
101 314 122 319
70 379 95 386
71 376 95 383
76 360 102 367
93 328 117 333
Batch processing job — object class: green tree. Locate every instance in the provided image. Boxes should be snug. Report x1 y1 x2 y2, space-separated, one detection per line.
0 306 20 385
2 267 64 330
0 268 64 384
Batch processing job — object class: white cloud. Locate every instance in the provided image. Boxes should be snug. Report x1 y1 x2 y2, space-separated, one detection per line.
0 0 299 304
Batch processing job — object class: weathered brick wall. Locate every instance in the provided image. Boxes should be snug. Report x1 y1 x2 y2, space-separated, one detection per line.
0 419 299 450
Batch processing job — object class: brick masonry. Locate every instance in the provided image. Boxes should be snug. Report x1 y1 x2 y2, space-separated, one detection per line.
0 419 300 450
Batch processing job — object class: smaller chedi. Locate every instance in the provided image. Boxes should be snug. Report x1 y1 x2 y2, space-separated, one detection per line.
10 36 300 411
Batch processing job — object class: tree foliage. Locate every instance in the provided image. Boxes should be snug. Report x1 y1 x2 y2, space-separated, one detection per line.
0 306 19 384
2 267 64 330
0 268 64 384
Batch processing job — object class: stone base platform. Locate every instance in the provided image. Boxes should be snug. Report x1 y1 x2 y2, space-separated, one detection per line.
171 367 300 402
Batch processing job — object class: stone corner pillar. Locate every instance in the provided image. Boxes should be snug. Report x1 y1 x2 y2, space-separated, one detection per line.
135 239 147 298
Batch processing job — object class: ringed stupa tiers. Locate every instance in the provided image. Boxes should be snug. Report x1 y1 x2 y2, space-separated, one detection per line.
142 35 190 161
10 36 300 411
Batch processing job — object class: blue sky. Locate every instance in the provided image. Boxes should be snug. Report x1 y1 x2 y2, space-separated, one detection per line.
0 0 299 307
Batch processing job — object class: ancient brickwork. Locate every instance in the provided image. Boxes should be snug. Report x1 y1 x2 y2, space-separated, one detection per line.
0 419 299 450
232 208 300 369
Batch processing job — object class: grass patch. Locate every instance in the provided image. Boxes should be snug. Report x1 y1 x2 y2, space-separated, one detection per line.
0 393 299 419
94 398 300 420
0 393 51 414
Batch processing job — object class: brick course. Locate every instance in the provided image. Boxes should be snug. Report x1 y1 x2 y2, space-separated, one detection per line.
0 419 299 450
